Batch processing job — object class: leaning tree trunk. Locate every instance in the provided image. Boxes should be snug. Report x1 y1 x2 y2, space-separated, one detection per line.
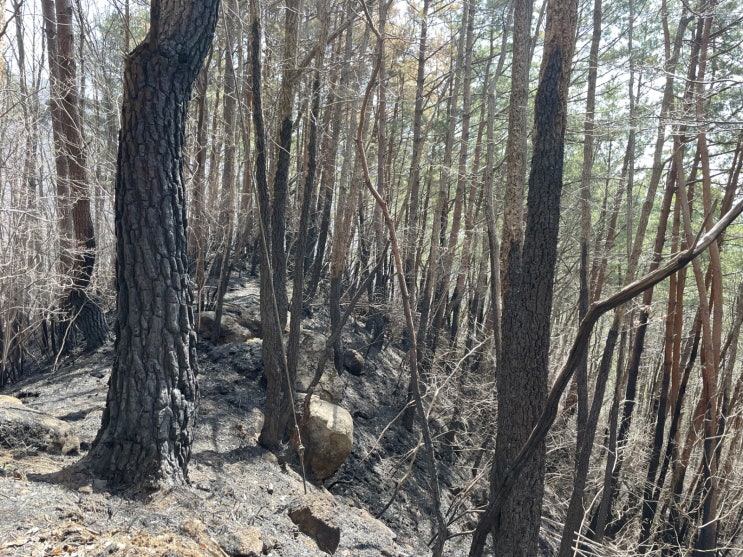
82 0 220 490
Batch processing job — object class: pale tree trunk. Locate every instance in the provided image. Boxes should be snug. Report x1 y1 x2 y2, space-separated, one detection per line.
189 60 211 313
416 0 467 354
0 0 5 80
363 0 390 352
557 0 602 549
371 0 388 304
237 24 255 266
83 0 219 489
591 3 691 537
498 0 534 295
213 0 240 342
425 0 470 354
438 0 476 346
355 47 447 552
43 0 109 352
328 1 362 372
403 0 429 308
482 18 509 362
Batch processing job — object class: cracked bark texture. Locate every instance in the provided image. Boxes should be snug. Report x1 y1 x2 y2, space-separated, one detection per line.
84 0 220 489
484 0 578 553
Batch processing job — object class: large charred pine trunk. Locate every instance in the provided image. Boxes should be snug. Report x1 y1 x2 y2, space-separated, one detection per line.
484 0 578 552
83 0 219 489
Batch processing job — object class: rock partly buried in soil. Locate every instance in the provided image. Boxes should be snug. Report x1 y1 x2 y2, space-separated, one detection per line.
217 527 264 557
289 494 341 554
198 311 254 344
183 517 263 557
343 349 365 375
301 397 353 481
0 395 80 455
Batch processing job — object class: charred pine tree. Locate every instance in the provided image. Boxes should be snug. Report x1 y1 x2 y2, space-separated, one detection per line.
82 0 220 489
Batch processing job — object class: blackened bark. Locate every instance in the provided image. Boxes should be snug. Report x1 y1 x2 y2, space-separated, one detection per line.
486 40 576 557
304 82 338 300
82 0 219 489
286 41 326 437
479 0 579 549
559 314 619 557
499 0 534 294
249 1 288 450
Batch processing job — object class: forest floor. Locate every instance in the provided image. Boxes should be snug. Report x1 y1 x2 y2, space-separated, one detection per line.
0 276 489 557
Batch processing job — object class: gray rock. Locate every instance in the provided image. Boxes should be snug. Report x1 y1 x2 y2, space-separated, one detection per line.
289 494 341 554
343 349 365 375
301 397 353 480
209 339 263 376
0 395 80 455
217 527 264 557
198 311 254 344
221 303 263 337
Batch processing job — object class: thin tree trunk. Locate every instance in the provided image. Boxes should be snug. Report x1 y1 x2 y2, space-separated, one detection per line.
499 0 534 295
469 193 743 556
403 0 429 309
189 58 211 312
271 0 301 330
328 1 361 372
285 6 328 437
558 0 603 547
593 5 691 534
250 0 289 450
43 0 108 352
690 8 721 552
212 0 240 343
444 0 478 346
304 66 339 299
427 0 473 354
638 192 685 549
356 53 447 552
482 17 509 362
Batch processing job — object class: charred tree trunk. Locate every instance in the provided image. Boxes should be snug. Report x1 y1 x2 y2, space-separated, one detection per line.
82 0 219 489
478 0 579 552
